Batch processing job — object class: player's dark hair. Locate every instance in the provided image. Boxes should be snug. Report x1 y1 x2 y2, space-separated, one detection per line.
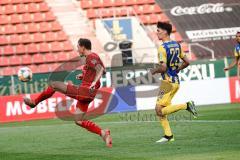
237 31 240 34
157 22 172 35
78 38 92 50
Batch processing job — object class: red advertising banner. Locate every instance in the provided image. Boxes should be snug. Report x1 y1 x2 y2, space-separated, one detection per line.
0 88 113 123
229 77 240 103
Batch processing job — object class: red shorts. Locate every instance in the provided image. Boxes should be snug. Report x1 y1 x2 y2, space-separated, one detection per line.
66 83 97 112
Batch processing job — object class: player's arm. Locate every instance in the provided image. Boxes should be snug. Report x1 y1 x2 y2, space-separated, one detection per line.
150 46 167 75
90 64 104 88
224 56 239 71
176 55 190 73
150 62 167 75
224 47 240 71
176 47 190 73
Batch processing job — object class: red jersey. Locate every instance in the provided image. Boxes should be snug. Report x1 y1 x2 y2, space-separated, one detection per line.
81 52 105 89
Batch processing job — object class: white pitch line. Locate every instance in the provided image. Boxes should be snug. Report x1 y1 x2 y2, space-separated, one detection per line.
0 120 240 131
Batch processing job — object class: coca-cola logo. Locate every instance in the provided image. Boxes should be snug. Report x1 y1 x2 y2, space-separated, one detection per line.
171 3 232 16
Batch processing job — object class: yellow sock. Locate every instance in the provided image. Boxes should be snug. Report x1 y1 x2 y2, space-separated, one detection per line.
162 104 187 116
159 116 172 136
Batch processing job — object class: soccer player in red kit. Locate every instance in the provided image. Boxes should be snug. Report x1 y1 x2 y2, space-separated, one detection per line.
24 38 112 148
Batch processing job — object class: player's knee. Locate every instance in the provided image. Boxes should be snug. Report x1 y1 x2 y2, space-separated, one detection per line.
155 105 163 117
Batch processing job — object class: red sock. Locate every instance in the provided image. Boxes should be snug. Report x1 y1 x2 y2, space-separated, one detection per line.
34 86 55 105
80 120 102 136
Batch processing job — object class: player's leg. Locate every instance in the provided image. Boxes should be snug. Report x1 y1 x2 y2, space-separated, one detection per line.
160 83 189 116
24 81 67 108
74 101 112 148
155 102 174 143
155 81 175 143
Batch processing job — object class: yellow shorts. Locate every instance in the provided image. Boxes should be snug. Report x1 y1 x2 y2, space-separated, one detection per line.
156 80 179 107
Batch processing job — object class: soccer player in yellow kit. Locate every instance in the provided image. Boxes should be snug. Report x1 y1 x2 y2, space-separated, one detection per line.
224 31 240 79
150 22 197 144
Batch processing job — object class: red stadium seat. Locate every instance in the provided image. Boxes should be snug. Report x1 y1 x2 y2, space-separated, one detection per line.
44 12 55 21
158 14 169 22
63 41 73 51
0 36 8 45
21 34 32 43
56 31 67 41
0 26 4 35
172 32 183 42
142 5 152 14
45 52 57 63
0 56 9 67
2 67 15 76
11 0 23 4
0 0 9 5
26 43 38 53
39 22 51 32
81 0 91 9
15 24 27 33
102 0 114 7
22 0 34 3
3 46 15 55
27 3 39 13
0 15 9 25
27 23 39 33
38 64 50 73
133 5 143 15
51 41 63 52
22 13 32 23
21 54 32 64
45 32 56 42
9 34 21 44
114 0 126 7
136 0 149 5
56 52 68 62
5 5 15 15
33 12 45 22
153 4 162 13
33 33 44 43
86 9 97 19
4 25 15 34
32 53 44 64
119 8 128 16
39 42 50 52
125 0 137 6
29 64 39 73
16 4 27 13
92 0 102 8
39 2 49 12
33 0 44 2
51 21 62 31
10 14 22 24
16 44 27 54
139 15 149 24
0 6 4 15
149 14 158 24
9 56 21 65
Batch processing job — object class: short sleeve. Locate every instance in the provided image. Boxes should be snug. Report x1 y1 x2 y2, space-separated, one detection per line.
158 46 167 63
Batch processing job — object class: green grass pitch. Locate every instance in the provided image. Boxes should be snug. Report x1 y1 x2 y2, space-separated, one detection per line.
0 103 240 160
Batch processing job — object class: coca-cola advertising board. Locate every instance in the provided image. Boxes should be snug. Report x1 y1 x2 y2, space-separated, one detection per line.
157 0 240 59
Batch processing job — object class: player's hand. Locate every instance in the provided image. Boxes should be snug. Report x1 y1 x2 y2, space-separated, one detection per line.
76 73 83 80
224 67 229 71
89 81 96 93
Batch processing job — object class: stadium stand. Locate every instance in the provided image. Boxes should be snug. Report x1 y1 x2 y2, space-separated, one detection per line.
0 0 75 75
